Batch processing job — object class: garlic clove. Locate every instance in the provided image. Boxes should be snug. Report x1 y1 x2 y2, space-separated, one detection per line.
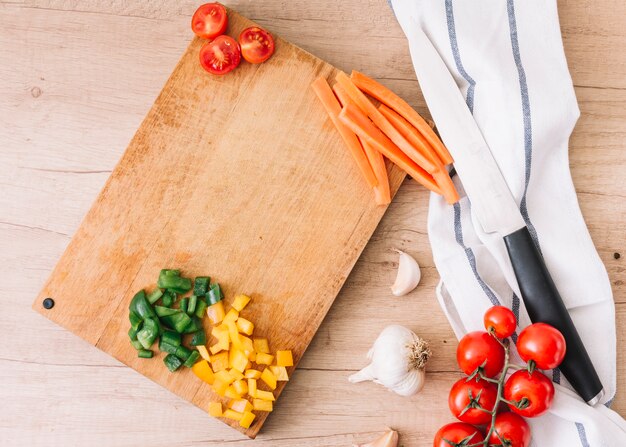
391 250 421 296
348 364 375 383
353 429 399 447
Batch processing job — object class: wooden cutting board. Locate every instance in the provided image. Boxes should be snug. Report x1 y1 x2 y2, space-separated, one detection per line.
32 10 405 438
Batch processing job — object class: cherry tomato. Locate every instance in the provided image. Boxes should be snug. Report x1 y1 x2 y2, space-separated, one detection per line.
433 422 484 447
448 378 498 425
191 3 228 40
484 306 516 339
516 323 566 370
487 412 531 447
199 35 241 75
504 370 554 417
456 331 505 378
239 26 275 64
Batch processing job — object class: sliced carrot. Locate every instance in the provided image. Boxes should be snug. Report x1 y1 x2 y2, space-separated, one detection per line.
335 72 437 174
333 83 391 206
433 169 459 204
311 77 378 188
351 70 454 165
338 103 441 195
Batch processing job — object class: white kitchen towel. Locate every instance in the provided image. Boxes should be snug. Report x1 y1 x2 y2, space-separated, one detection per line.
389 0 626 446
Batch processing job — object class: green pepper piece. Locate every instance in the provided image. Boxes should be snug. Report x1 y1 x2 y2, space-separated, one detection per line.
160 312 192 334
137 318 159 349
193 277 210 296
183 351 201 368
180 298 189 314
155 306 180 317
129 290 156 320
147 289 163 305
161 290 176 308
128 326 140 341
163 353 183 372
161 330 181 347
205 283 223 306
190 330 207 346
195 300 207 318
130 340 143 350
182 316 202 334
161 269 181 277
175 345 192 361
157 270 192 293
138 349 153 358
188 295 198 314
129 311 142 330
158 339 178 355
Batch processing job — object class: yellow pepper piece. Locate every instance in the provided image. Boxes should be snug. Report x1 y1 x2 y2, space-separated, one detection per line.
229 349 249 373
208 401 223 417
239 410 256 429
236 317 254 335
228 368 244 381
214 370 235 385
232 379 248 396
223 409 243 421
253 398 273 412
196 345 211 361
255 389 275 401
227 321 243 351
210 352 229 372
255 352 274 365
206 301 225 325
276 350 294 367
232 294 251 312
246 358 255 368
253 338 270 354
225 385 242 399
245 369 262 379
248 378 257 398
228 398 253 413
223 308 239 325
260 367 277 390
212 379 229 397
269 366 289 381
191 360 215 385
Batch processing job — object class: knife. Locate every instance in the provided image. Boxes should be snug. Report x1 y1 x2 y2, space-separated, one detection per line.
407 24 604 405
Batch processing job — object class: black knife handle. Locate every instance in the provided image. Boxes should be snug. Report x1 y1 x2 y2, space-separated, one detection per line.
504 227 604 404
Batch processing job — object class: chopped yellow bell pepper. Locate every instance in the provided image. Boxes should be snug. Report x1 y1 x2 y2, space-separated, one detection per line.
269 366 289 381
223 308 239 325
223 409 243 421
225 385 241 399
276 350 293 367
206 301 225 325
214 369 235 385
228 368 244 381
255 389 275 401
232 294 251 312
245 369 262 379
255 352 274 365
228 398 252 413
246 357 255 368
253 338 270 354
253 398 273 412
209 327 229 354
208 401 223 417
232 379 248 396
210 351 229 372
196 345 211 361
236 317 254 335
191 360 215 385
239 410 256 429
260 367 277 390
227 321 243 351
212 379 229 396
248 378 257 398
229 349 248 373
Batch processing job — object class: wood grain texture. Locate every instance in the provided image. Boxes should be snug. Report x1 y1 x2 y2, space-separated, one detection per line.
1 0 624 445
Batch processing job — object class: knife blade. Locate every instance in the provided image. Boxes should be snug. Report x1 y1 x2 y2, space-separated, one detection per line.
407 23 604 405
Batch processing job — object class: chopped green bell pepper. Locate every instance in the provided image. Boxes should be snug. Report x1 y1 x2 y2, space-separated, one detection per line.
190 330 207 346
161 290 176 307
194 300 207 318
159 339 178 355
128 326 140 341
157 269 192 294
138 349 153 358
193 276 210 296
130 339 143 350
182 316 202 334
180 298 189 314
129 290 156 320
183 351 201 367
155 305 180 317
147 288 163 305
188 295 198 314
129 311 142 330
161 330 181 347
175 345 192 361
164 353 183 372
137 318 159 349
206 283 223 306
159 312 192 334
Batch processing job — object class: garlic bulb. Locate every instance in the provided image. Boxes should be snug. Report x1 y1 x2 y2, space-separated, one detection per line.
349 325 431 396
353 429 399 447
391 250 421 296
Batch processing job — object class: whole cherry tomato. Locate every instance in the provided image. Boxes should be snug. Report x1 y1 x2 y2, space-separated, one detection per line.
504 370 554 417
484 306 517 339
488 412 531 447
448 377 498 425
433 422 484 447
516 323 566 370
456 331 505 378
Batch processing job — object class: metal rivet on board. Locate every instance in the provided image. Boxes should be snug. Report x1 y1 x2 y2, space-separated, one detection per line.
43 298 55 309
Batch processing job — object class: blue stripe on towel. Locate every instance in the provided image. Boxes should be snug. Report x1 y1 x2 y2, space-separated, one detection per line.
445 0 476 112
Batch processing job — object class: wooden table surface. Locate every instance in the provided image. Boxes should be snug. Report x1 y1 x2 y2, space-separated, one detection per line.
1 1 624 445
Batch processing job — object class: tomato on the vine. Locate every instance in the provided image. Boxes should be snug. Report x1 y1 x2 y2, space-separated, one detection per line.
456 331 505 378
448 377 498 425
504 370 554 417
487 412 531 447
516 323 566 370
191 3 228 40
199 35 241 75
433 422 484 447
484 306 516 339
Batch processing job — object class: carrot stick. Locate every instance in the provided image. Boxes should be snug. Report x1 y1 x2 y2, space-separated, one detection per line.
335 72 437 174
311 77 378 188
333 84 391 205
338 103 441 195
351 70 454 165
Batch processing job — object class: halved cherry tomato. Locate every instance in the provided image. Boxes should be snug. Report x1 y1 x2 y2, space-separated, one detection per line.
191 3 228 40
484 305 517 339
433 422 484 447
238 26 275 64
456 331 505 378
504 370 554 417
199 35 241 75
448 377 498 425
488 412 531 447
516 323 566 370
